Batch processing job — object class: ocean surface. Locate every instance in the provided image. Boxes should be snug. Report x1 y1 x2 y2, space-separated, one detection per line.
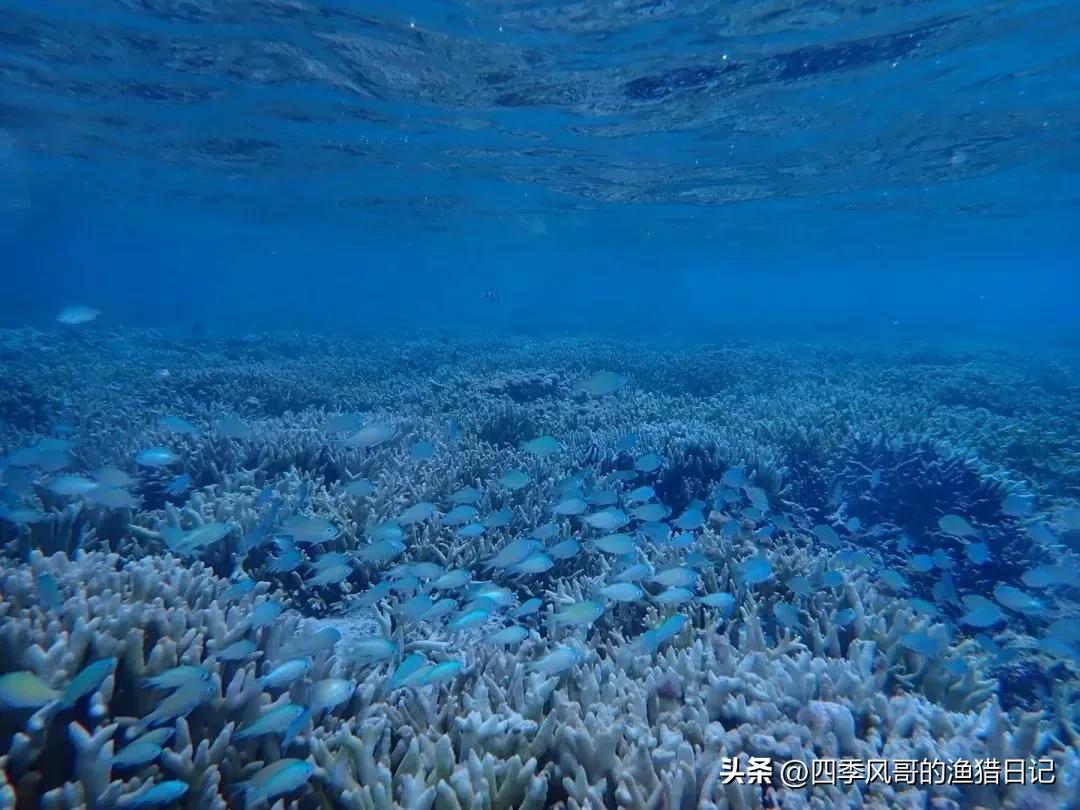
0 1 1078 809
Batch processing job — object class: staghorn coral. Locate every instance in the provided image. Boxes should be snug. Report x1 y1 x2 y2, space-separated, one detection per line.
1 329 1079 809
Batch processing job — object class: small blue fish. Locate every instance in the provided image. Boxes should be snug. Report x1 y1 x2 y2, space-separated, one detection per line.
387 654 429 691
599 583 644 602
635 615 687 653
549 539 581 560
129 780 189 807
235 703 307 741
223 579 256 601
165 473 192 497
248 600 284 629
398 501 436 526
112 741 163 769
234 759 314 807
135 447 179 468
634 453 661 473
488 625 529 645
433 569 471 589
143 666 210 690
0 671 58 709
36 572 60 610
448 609 491 630
737 555 772 586
699 592 736 615
484 507 512 529
499 470 531 491
457 523 486 538
343 479 374 498
450 486 481 504
419 661 462 686
551 600 605 627
409 441 436 461
511 552 554 575
510 598 542 618
653 586 694 605
213 639 258 662
590 533 636 555
521 436 559 456
424 598 457 621
440 505 479 526
60 658 117 708
965 542 991 565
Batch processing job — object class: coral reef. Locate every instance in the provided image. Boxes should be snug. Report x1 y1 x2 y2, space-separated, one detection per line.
1 328 1078 809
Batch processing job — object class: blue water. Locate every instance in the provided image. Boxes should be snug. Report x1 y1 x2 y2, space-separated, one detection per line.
1 0 1077 338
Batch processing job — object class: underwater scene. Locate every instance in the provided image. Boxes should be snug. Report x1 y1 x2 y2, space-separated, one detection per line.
1 0 1079 809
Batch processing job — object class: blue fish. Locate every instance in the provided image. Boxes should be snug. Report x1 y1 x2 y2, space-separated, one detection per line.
165 473 192 497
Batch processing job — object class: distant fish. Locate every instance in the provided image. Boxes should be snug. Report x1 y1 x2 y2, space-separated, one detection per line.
36 572 60 609
521 436 559 456
599 583 644 602
530 645 584 675
398 501 436 526
938 514 977 537
343 478 374 498
386 654 428 691
487 625 529 645
432 569 471 590
510 598 542 619
127 780 188 807
483 507 512 528
589 533 636 555
632 503 669 522
409 441 435 461
634 453 661 473
485 538 539 569
93 467 134 488
165 473 192 497
143 665 210 691
576 371 623 396
159 415 199 436
216 415 253 440
993 584 1044 615
135 447 179 468
737 555 772 585
450 486 481 505
722 467 748 489
511 552 554 575
584 508 630 531
635 615 687 654
1001 492 1035 518
322 412 364 433
85 486 139 509
281 515 338 545
56 305 100 325
235 703 307 740
552 497 587 516
46 475 98 497
965 541 991 565
551 600 605 627
499 470 531 491
549 539 581 560
342 424 396 450
653 587 694 605
698 592 736 614
959 595 1005 628
440 505 479 526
